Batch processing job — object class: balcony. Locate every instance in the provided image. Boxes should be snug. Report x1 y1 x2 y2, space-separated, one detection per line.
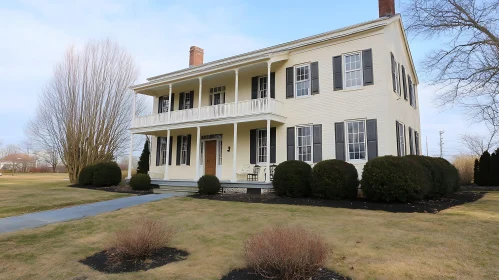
131 98 284 131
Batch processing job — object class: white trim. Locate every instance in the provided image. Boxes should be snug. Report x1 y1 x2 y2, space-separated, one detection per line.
295 124 313 163
344 119 368 163
199 138 222 178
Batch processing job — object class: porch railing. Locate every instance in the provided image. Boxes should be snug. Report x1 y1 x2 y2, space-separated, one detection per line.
132 98 283 128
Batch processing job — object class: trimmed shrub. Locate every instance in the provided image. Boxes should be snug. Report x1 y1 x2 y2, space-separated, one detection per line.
273 160 312 198
361 156 431 202
78 164 96 186
406 155 444 199
311 159 359 199
490 149 499 186
111 218 175 261
244 227 328 280
130 173 152 190
197 175 221 195
434 157 460 193
136 137 150 174
92 162 122 186
474 159 480 185
478 151 491 186
453 155 475 185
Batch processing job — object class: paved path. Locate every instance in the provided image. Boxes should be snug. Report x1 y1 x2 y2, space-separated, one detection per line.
0 192 186 234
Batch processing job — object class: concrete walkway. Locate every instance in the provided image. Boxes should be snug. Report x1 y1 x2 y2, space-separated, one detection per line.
0 192 186 234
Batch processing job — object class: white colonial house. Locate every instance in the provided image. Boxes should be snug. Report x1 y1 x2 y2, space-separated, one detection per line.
127 0 421 189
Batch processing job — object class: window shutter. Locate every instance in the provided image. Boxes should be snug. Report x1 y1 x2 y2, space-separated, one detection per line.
333 56 343 91
169 136 173 165
186 134 192 165
251 77 258 99
313 124 322 162
311 62 320 94
362 49 374 86
250 129 257 164
335 122 345 161
158 96 164 113
156 137 161 166
391 53 396 92
408 76 413 105
178 92 184 110
396 121 400 156
366 119 378 160
415 131 420 155
170 93 175 111
270 127 276 163
413 83 417 108
286 67 294 98
402 66 408 100
176 135 181 165
287 127 295 160
189 91 194 109
270 72 275 98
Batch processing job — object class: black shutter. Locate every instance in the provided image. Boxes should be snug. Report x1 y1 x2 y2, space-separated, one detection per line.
313 124 322 162
335 122 345 161
169 136 173 165
415 131 420 155
409 127 414 155
158 96 164 113
362 49 374 86
333 56 343 91
178 92 184 110
396 121 400 156
189 91 194 108
402 66 408 100
156 137 161 166
186 134 191 165
251 76 258 99
408 76 413 105
286 67 294 98
176 135 181 165
270 127 276 163
250 129 257 164
391 52 396 92
413 84 417 108
366 119 378 160
170 93 175 111
287 127 295 160
270 72 275 98
311 62 320 94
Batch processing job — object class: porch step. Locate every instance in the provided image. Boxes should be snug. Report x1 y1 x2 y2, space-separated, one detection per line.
154 186 198 194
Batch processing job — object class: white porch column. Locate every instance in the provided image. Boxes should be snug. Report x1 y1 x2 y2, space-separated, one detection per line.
267 62 272 112
195 126 201 180
234 69 239 107
168 84 172 123
265 119 271 183
127 132 134 179
232 122 238 182
198 78 202 119
163 130 171 180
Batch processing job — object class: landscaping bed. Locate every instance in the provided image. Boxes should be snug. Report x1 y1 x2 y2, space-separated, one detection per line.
191 191 485 213
71 184 154 195
221 268 350 280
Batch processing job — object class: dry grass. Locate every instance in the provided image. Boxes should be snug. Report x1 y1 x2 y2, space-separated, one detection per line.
0 173 128 218
111 218 174 261
453 155 476 185
244 227 328 280
0 192 498 279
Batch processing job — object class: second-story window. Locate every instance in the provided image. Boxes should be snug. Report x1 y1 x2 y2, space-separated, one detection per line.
258 76 267 98
344 52 363 88
180 135 188 165
183 94 191 109
161 98 169 113
295 65 310 97
209 86 225 105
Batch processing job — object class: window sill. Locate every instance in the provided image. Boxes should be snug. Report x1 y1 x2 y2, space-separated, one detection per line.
347 160 367 165
341 86 365 93
295 94 312 99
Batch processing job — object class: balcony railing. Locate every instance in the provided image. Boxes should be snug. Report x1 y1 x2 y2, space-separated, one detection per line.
132 98 284 128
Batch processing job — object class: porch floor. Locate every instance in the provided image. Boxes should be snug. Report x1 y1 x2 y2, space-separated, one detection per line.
151 179 273 189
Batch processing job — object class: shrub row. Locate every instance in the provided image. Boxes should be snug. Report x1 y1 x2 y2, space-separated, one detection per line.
78 162 122 187
474 149 499 186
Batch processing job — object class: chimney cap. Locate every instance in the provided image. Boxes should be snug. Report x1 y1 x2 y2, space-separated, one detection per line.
189 46 204 67
379 0 395 18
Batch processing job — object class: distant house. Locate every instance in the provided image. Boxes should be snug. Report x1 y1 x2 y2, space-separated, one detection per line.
126 0 420 186
0 153 37 172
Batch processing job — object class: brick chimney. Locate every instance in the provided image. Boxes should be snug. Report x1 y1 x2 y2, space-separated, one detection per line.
189 46 204 67
379 0 395 17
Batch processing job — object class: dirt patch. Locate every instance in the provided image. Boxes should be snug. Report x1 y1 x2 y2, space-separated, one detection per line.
191 191 485 214
221 268 351 280
79 247 188 273
71 184 153 195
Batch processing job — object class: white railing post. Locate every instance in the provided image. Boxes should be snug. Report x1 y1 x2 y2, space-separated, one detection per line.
232 122 238 182
163 130 170 180
198 77 202 120
168 84 173 123
267 62 272 112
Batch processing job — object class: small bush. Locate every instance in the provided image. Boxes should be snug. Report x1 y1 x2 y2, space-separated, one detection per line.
434 157 460 193
453 155 475 185
311 159 358 199
78 164 96 186
92 162 122 186
244 227 328 280
111 218 175 261
273 160 312 198
361 156 431 202
130 173 152 190
406 155 444 199
197 175 221 195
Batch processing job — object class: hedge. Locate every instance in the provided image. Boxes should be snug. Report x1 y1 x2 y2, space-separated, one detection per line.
130 173 152 190
78 164 96 186
78 162 122 187
273 160 312 198
311 159 358 199
197 175 221 195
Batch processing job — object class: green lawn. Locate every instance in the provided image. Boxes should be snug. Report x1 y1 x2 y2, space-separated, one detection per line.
0 173 129 218
0 188 497 279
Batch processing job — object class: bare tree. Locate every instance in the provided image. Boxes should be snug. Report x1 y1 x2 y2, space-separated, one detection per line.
404 0 499 124
460 133 498 156
27 39 146 183
35 148 60 173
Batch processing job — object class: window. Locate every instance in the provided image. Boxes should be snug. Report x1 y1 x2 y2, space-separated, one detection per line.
344 53 362 88
183 93 191 109
346 120 366 160
209 86 225 105
295 65 310 97
159 137 167 165
258 76 267 98
160 97 169 113
411 83 417 108
219 140 223 165
394 62 400 95
397 122 406 156
180 135 188 165
415 131 420 155
296 126 312 162
397 63 402 96
257 129 267 163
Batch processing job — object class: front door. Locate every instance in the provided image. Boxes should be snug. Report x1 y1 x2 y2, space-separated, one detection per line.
204 140 217 176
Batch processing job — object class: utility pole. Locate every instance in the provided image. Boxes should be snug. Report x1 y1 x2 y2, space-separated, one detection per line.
426 135 429 156
439 131 444 158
